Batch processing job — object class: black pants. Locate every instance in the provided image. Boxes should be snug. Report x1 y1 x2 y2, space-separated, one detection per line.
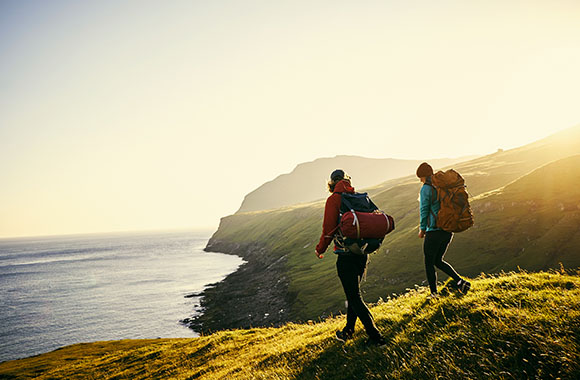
336 254 381 339
424 230 461 293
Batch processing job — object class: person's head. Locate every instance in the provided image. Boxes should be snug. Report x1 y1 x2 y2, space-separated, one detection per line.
416 162 433 183
327 169 351 192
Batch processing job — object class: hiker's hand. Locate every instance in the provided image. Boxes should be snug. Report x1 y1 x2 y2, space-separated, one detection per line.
418 230 426 238
315 250 324 259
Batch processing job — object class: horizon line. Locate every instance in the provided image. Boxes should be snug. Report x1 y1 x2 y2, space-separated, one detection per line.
0 226 218 241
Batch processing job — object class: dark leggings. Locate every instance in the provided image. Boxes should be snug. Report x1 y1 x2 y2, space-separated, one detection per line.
424 230 461 293
336 254 381 339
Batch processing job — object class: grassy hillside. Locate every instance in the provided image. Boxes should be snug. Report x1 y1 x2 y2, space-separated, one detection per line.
237 155 475 213
206 125 580 324
1 271 579 379
362 154 580 309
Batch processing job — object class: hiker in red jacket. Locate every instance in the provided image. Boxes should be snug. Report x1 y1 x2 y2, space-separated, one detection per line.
315 169 386 346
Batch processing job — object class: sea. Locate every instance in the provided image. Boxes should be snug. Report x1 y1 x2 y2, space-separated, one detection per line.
0 229 244 363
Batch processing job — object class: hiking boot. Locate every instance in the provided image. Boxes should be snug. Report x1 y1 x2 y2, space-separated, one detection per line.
457 279 471 294
335 329 353 342
367 335 387 347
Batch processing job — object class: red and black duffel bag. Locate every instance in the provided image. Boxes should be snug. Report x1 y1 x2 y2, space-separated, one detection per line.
334 192 395 255
340 210 395 239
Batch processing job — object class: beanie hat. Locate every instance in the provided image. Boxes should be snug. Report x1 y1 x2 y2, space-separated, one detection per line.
416 162 433 178
330 169 349 181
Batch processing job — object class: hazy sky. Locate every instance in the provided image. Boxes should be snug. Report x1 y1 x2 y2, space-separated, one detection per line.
1 0 579 238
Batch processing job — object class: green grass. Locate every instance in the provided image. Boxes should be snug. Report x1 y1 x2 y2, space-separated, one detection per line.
2 270 579 379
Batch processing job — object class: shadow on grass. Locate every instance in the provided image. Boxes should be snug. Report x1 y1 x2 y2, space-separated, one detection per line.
286 298 431 380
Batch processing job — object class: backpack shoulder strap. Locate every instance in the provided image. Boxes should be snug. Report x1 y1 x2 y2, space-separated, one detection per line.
367 196 379 211
425 183 438 201
424 183 437 228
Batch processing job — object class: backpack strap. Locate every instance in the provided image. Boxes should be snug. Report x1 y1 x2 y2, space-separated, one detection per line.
341 194 361 239
368 197 379 211
425 183 438 229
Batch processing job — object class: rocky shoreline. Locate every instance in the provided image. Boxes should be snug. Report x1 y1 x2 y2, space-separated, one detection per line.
180 239 292 333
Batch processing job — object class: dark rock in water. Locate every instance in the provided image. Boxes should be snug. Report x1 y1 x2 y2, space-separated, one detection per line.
184 292 203 298
182 240 291 333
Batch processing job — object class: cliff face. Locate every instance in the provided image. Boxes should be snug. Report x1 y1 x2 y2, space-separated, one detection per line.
182 239 292 332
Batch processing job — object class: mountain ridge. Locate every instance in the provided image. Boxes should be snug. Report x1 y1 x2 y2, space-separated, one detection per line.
237 154 478 213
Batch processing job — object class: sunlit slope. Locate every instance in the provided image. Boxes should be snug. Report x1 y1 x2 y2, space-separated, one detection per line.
210 126 580 321
364 154 580 307
237 155 475 213
1 271 579 379
367 124 580 198
474 154 580 270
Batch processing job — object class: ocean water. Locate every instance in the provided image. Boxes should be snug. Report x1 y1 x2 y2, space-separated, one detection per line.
0 230 244 363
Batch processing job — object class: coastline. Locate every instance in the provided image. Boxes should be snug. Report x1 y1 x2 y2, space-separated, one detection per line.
181 239 292 333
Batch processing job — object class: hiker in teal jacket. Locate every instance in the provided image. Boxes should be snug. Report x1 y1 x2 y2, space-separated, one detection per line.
419 178 440 233
417 162 471 297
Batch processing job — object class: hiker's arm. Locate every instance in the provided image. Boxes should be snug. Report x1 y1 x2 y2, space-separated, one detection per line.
315 195 340 254
419 185 431 233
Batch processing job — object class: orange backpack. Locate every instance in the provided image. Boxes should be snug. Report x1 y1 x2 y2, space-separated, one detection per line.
431 169 474 233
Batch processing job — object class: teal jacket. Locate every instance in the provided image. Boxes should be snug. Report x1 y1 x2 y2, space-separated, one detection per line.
419 182 441 232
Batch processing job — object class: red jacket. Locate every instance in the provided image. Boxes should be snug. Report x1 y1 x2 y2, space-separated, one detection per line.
315 180 355 254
